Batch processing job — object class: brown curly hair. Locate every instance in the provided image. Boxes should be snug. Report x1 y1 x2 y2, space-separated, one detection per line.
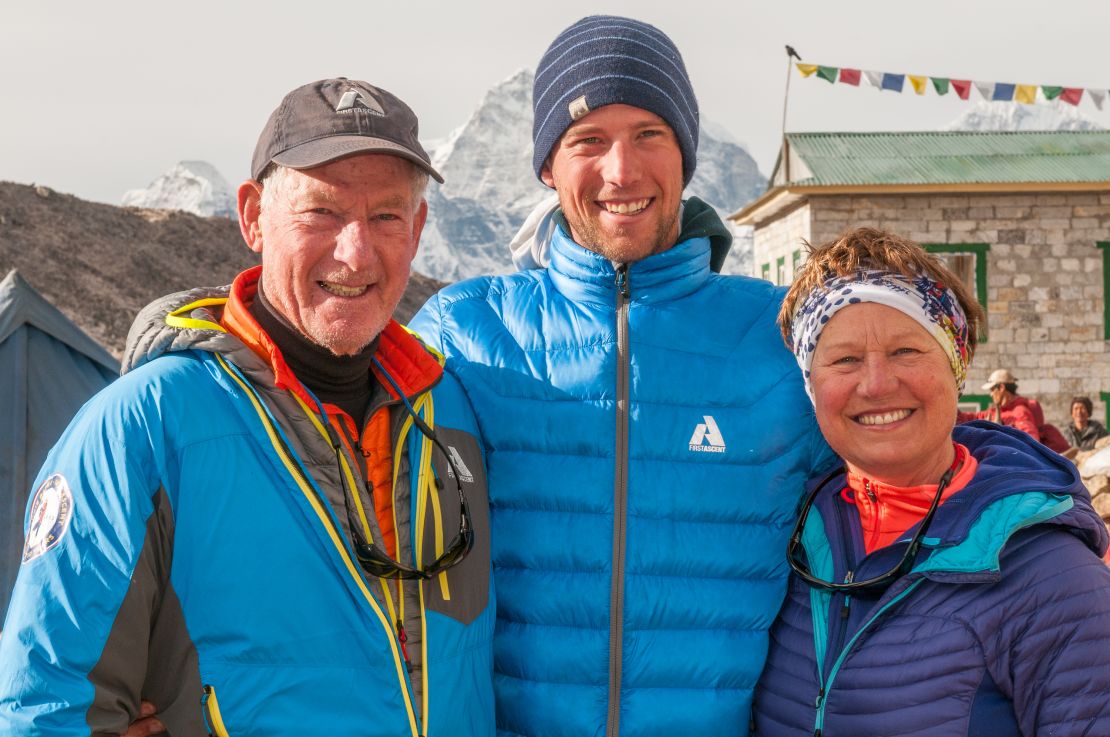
778 227 984 355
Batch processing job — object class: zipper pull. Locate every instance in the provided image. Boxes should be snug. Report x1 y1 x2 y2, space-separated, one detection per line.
397 619 413 673
813 686 826 737
615 264 630 298
841 595 851 619
864 479 876 503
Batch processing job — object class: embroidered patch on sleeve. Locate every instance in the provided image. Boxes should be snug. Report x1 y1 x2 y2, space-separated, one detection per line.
22 474 74 563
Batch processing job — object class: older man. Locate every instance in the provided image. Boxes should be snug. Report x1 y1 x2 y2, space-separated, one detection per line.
0 79 493 737
410 16 832 736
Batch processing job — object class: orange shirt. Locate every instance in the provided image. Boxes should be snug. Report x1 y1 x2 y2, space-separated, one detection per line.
843 444 978 555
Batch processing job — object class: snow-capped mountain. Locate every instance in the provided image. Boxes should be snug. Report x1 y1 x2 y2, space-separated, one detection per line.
415 69 765 281
121 161 235 218
945 100 1104 132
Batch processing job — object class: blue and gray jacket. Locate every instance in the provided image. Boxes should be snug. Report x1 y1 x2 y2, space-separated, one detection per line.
410 202 834 737
754 422 1110 736
0 279 495 737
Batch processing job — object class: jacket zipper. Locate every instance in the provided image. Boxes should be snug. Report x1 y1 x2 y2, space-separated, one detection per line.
812 579 924 735
810 492 923 736
607 264 632 737
813 492 856 736
827 501 856 671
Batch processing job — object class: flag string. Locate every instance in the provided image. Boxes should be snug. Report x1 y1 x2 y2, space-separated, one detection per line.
794 62 1107 110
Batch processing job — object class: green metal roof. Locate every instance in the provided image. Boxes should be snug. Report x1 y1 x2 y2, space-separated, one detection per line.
779 130 1110 186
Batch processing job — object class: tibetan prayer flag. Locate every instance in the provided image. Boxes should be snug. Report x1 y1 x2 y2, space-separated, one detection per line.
908 75 928 95
950 79 971 100
796 63 818 77
932 77 950 95
974 81 995 100
881 73 905 92
817 66 838 83
992 83 1016 101
1015 85 1037 104
1042 86 1063 100
1061 87 1084 105
839 68 861 86
864 70 883 89
1089 90 1107 111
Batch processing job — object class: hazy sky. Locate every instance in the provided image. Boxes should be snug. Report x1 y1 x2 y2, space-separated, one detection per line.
4 0 1108 205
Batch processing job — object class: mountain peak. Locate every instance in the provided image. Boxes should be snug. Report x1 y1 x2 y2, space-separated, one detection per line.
945 100 1104 132
121 160 236 218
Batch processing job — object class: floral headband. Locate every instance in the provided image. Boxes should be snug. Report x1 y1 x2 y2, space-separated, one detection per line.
788 269 972 403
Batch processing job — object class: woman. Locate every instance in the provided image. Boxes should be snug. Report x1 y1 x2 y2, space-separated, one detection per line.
753 228 1110 736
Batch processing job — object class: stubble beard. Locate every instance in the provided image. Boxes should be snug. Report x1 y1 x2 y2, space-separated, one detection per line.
564 202 681 264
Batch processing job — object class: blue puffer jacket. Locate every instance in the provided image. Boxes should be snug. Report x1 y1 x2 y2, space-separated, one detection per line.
0 276 495 737
411 212 834 737
754 422 1110 736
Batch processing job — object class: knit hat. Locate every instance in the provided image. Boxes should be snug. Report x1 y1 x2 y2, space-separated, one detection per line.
532 15 699 185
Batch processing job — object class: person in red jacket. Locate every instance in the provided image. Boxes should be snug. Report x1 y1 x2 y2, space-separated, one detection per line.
976 369 1042 440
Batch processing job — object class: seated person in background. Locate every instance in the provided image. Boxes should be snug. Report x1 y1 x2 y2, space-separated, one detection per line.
960 368 1070 452
1066 395 1109 451
754 227 1110 736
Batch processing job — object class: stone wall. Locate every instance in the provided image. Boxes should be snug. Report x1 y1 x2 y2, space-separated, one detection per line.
752 190 1110 426
751 201 810 283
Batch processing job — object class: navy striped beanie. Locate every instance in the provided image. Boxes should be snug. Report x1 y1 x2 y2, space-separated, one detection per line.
533 15 699 185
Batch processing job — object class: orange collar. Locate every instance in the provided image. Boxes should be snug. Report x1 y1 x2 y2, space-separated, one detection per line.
219 266 443 409
843 443 978 555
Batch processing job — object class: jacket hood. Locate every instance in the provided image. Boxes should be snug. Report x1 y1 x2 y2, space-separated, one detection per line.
930 421 1108 559
122 284 238 375
508 196 732 272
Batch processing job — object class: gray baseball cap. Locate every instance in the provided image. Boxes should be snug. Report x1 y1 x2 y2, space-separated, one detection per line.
251 78 443 183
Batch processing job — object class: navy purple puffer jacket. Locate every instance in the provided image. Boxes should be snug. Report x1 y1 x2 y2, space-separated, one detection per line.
754 422 1110 736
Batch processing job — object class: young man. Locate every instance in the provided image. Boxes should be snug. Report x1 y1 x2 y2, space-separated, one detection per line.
0 79 493 737
410 16 833 736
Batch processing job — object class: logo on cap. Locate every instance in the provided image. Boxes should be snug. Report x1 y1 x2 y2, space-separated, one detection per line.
336 88 386 117
568 95 591 121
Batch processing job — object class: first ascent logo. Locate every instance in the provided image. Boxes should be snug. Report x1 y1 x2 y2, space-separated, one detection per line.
335 87 386 116
446 446 475 483
689 416 726 453
22 474 74 563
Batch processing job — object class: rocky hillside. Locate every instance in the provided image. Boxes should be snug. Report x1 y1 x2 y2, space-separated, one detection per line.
0 181 443 358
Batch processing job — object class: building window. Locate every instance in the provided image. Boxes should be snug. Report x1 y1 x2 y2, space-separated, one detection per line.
776 256 786 286
1098 242 1109 340
925 243 990 340
958 394 991 412
792 249 802 281
761 262 771 281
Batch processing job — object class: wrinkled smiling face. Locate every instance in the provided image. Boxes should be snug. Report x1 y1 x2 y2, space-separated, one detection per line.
240 154 426 356
541 104 683 264
810 303 958 487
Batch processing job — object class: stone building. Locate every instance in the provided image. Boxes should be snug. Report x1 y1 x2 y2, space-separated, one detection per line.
730 130 1110 427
